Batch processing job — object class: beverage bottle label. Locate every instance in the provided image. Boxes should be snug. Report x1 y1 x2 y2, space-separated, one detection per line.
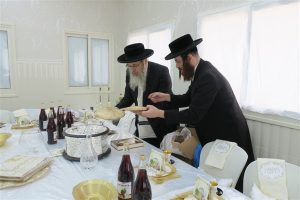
117 181 132 199
53 131 57 142
43 121 48 130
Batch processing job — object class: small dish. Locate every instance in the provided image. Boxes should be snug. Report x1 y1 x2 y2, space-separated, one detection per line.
72 179 117 200
0 133 11 147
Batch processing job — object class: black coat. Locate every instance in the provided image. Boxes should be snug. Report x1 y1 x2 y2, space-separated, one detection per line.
116 61 177 143
165 59 254 162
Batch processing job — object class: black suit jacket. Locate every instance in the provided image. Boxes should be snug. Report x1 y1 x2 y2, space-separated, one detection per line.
165 59 254 162
116 61 177 143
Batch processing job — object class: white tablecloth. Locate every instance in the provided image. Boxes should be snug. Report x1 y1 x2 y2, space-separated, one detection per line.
0 122 250 200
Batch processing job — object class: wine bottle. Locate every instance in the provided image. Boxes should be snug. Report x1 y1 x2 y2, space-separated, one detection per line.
133 155 152 200
117 143 134 200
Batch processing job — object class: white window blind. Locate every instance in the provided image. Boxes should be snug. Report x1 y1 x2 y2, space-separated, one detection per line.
91 39 109 86
0 30 11 89
198 1 300 119
128 25 172 73
68 36 88 87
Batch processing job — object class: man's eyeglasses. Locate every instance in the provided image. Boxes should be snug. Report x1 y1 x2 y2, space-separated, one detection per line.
126 61 142 68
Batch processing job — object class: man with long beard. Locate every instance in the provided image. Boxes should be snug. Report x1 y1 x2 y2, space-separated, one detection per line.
139 34 254 191
116 43 177 147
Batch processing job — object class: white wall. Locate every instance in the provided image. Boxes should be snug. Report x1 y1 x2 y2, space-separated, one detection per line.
0 0 124 110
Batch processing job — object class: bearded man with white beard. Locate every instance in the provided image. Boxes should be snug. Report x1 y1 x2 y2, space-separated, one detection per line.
116 43 177 147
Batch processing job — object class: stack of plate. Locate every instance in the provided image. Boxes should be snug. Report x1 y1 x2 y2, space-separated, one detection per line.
0 155 53 189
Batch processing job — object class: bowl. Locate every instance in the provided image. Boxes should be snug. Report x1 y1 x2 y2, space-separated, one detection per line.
72 179 117 200
0 133 12 147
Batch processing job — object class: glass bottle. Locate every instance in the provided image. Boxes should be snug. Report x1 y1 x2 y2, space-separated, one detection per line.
65 106 74 128
57 107 65 139
80 125 98 169
47 110 57 144
133 155 152 200
56 105 62 118
50 106 56 119
118 143 134 200
39 104 48 131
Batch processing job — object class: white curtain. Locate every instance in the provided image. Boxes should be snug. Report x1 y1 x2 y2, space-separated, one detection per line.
245 2 300 117
91 38 109 86
0 30 11 89
149 28 172 73
198 1 300 119
198 8 249 102
68 36 88 87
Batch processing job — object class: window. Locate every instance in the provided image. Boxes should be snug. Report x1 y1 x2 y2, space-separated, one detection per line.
0 30 10 89
65 32 111 92
0 24 16 96
128 24 173 73
198 1 300 119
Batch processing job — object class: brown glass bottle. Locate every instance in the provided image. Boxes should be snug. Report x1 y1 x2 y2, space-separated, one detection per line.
39 108 47 131
133 155 152 200
47 110 57 144
118 144 134 200
65 107 73 128
57 107 65 139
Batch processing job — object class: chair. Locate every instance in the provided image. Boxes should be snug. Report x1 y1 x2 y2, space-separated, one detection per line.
243 160 300 199
199 141 248 187
117 111 136 135
0 110 16 123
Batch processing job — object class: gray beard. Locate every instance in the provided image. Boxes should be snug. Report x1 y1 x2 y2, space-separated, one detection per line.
129 69 146 91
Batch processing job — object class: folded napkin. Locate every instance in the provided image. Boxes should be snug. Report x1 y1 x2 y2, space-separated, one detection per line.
205 139 237 169
13 109 29 118
0 155 53 182
257 158 288 200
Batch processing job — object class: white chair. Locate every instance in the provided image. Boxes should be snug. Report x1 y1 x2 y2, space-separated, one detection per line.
199 141 248 187
0 110 16 123
243 160 300 199
117 111 136 135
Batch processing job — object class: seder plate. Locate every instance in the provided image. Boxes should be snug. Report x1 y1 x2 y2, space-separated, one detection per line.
62 148 111 162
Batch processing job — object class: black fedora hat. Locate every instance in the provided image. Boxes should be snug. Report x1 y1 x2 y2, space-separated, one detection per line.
118 43 154 63
165 34 202 60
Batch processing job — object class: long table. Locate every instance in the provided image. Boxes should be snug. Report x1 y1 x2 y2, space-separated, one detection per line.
0 121 250 200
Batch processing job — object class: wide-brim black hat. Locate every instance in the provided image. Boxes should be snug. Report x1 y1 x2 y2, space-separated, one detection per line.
118 43 154 63
165 34 202 60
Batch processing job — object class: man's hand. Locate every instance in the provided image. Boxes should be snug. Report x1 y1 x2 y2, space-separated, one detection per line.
141 105 165 118
148 92 170 103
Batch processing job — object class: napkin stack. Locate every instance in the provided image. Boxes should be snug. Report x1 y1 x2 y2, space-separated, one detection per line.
205 139 237 169
0 155 53 182
257 158 288 200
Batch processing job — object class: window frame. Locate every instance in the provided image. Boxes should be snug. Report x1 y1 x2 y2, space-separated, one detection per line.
0 23 17 97
63 30 114 95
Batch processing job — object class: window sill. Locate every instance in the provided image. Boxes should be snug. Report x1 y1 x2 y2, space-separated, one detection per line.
243 109 300 130
0 93 18 98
